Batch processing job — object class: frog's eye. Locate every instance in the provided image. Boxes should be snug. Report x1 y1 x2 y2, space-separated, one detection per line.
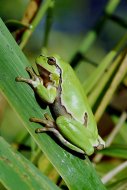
47 57 56 65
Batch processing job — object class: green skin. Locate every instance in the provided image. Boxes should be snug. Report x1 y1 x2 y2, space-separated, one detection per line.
16 55 105 155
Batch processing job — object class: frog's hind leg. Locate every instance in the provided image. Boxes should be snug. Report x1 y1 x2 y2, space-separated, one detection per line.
56 115 94 155
30 113 84 154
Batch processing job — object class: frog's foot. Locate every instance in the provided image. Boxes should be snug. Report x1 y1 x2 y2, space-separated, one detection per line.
16 67 41 87
49 128 85 154
30 114 84 154
26 67 38 80
30 116 55 130
44 113 54 122
95 136 105 150
35 124 84 154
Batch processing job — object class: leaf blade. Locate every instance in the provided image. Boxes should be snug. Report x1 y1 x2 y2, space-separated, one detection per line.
100 146 127 159
0 18 106 190
0 137 60 190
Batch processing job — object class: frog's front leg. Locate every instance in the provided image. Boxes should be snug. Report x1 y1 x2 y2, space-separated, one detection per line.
16 67 57 104
16 67 38 86
30 113 85 154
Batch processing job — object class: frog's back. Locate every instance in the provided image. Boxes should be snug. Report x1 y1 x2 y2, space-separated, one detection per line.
56 56 96 127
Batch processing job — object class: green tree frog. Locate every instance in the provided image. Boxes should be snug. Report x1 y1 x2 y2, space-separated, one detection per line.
16 55 105 155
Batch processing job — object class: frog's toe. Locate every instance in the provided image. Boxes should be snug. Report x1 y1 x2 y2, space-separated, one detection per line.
95 136 105 150
96 144 104 150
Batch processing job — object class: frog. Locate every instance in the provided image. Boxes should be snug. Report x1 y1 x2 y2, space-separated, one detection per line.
16 55 105 155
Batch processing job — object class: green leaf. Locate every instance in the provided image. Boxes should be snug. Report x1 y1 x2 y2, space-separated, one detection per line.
100 145 127 159
0 18 106 190
106 178 127 190
0 137 60 190
5 19 31 32
83 33 127 95
88 52 122 107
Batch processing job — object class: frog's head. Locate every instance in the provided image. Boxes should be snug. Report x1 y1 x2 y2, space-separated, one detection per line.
36 55 60 87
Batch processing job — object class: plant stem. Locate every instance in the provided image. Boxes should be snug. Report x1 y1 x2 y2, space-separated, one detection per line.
93 112 127 163
84 33 127 95
88 52 123 108
101 161 127 184
105 112 127 147
42 0 54 48
16 0 42 43
109 14 127 29
20 0 53 49
95 53 127 122
70 0 120 67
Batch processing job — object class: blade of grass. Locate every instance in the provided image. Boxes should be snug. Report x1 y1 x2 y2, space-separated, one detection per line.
88 51 124 107
101 161 127 184
100 146 127 159
0 137 60 190
106 177 127 190
0 19 106 190
95 53 127 122
83 33 127 95
93 112 127 163
112 115 127 144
